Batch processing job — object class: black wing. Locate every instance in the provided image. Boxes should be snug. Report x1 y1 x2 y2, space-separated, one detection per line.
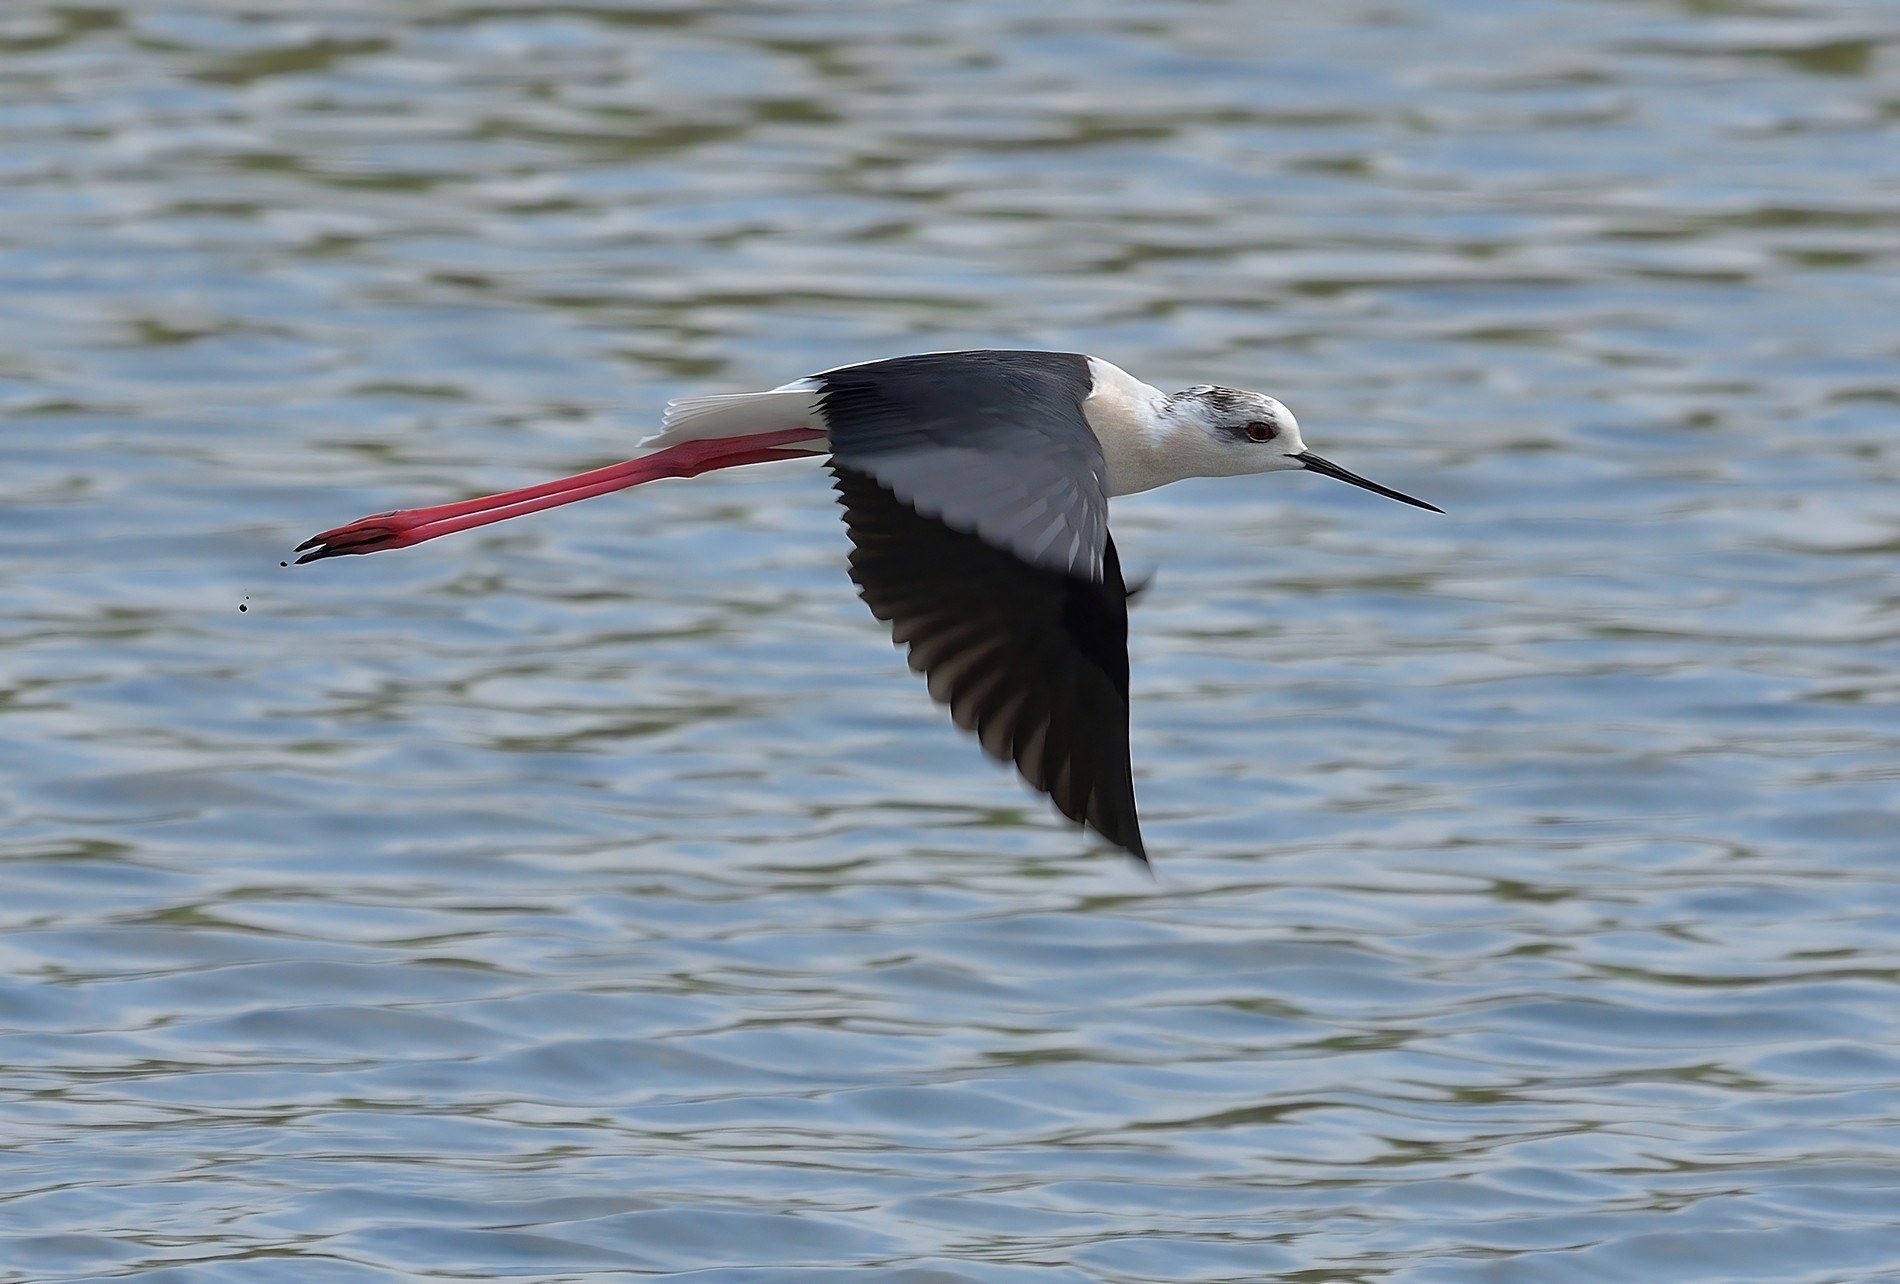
833 464 1145 862
815 350 1108 581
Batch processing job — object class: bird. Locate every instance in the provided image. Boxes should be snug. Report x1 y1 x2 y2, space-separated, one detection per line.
295 349 1440 863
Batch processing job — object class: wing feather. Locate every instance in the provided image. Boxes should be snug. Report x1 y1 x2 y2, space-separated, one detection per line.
816 351 1108 580
832 464 1145 861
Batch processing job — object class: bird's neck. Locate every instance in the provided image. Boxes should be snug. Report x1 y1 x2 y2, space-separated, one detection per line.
1083 358 1195 497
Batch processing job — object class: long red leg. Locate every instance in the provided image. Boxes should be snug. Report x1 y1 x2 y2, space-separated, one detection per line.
293 428 826 563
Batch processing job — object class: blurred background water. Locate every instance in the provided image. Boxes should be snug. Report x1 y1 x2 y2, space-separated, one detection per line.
2 1 1899 1280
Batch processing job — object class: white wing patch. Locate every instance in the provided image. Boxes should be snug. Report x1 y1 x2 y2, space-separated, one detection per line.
642 379 829 451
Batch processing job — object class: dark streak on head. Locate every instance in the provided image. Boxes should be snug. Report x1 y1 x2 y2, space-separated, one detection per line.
1170 385 1280 440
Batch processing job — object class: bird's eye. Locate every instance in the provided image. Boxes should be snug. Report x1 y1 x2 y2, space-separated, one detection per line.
1245 421 1277 443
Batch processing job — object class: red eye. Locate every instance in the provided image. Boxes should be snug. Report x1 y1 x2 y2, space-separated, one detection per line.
1245 421 1276 443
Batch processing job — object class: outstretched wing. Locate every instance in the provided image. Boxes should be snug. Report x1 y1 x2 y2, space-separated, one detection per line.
816 350 1108 582
833 464 1145 861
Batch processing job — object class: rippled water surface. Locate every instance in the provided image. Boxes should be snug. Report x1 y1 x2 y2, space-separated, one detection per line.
4 2 1900 1280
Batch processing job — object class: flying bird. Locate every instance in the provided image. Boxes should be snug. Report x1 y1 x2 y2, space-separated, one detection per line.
296 350 1440 862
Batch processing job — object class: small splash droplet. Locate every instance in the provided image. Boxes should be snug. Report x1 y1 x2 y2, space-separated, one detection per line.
280 560 289 568
239 595 251 614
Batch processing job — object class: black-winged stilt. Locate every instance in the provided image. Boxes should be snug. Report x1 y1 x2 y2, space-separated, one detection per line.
296 350 1440 862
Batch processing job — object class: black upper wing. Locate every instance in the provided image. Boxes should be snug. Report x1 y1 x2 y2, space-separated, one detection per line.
833 463 1145 861
815 350 1108 581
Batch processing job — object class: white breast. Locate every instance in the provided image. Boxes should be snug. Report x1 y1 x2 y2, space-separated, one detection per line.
1081 358 1174 497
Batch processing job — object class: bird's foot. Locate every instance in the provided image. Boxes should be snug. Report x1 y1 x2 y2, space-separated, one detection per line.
292 511 425 563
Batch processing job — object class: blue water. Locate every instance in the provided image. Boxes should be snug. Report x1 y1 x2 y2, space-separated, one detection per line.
3 2 1899 1280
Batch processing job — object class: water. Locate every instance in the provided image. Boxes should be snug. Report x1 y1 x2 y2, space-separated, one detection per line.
3 1 1899 1279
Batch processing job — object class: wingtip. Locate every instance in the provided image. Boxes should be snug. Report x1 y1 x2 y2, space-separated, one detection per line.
1098 822 1148 868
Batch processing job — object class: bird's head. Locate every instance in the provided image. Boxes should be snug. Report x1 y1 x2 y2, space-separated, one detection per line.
1160 385 1442 512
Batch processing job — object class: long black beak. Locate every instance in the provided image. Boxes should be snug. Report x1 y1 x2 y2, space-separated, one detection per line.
1296 451 1443 513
